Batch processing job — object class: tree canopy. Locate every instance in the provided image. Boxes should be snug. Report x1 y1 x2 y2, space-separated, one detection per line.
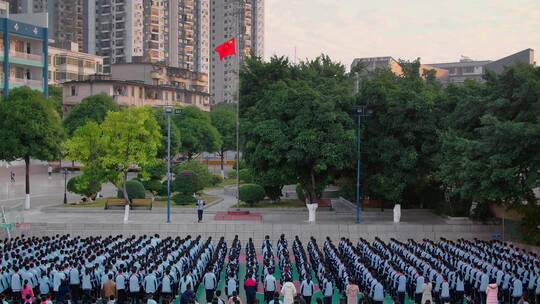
63 93 119 135
65 107 161 213
241 55 355 202
173 106 222 159
0 87 65 208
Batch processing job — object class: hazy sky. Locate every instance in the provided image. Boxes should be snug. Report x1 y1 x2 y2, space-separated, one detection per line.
265 0 540 69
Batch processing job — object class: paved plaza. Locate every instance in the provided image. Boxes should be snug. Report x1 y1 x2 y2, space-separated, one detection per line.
0 163 510 246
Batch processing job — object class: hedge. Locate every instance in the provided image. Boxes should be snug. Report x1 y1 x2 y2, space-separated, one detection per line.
239 184 265 207
117 180 146 200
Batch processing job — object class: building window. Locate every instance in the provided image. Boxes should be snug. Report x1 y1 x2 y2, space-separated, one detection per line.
70 86 77 96
464 66 475 73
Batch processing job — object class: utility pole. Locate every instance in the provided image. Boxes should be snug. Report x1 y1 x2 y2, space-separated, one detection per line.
235 0 242 210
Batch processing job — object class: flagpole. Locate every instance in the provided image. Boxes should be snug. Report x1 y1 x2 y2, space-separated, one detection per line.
235 0 241 210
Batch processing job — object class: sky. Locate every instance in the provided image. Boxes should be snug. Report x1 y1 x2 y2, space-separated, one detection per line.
265 0 540 69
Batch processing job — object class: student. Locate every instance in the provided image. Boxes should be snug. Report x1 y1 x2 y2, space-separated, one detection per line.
268 292 280 304
116 268 127 304
203 269 217 303
264 271 277 304
180 284 194 304
414 275 424 304
300 277 314 304
228 291 243 304
129 268 142 304
215 290 226 304
161 269 173 303
147 294 158 304
226 273 237 297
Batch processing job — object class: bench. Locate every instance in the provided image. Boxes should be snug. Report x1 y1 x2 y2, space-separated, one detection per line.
318 198 333 211
104 198 126 210
131 198 152 210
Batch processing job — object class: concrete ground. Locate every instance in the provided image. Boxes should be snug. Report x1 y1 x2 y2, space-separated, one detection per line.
0 162 508 246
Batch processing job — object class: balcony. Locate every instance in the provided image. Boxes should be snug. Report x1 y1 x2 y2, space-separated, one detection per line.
8 51 44 67
10 77 43 89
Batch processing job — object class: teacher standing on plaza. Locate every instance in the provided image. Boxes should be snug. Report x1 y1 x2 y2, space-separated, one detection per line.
196 196 205 223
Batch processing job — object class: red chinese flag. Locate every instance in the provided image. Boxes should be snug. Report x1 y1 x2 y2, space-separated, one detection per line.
215 38 236 61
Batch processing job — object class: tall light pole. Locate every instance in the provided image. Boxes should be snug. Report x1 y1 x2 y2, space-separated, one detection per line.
165 107 172 223
353 105 373 224
164 107 182 223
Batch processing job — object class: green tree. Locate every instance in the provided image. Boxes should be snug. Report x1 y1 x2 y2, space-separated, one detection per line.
173 106 222 159
242 55 355 205
210 104 236 176
356 64 442 207
436 64 540 208
0 87 65 209
65 107 161 222
63 93 119 135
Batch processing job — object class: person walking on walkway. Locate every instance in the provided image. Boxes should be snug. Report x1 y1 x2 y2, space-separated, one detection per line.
196 196 205 223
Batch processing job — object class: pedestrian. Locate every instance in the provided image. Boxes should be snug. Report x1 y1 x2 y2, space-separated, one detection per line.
300 277 314 304
244 273 258 304
421 279 433 304
228 291 243 304
10 171 15 183
47 166 52 179
196 196 205 223
346 281 359 304
22 280 34 304
486 280 498 304
280 278 296 304
203 268 217 303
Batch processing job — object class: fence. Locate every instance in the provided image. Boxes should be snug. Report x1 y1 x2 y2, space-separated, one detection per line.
0 203 26 238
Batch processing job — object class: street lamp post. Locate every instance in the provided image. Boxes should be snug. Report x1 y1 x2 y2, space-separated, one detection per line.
353 105 373 224
63 168 68 205
165 107 182 223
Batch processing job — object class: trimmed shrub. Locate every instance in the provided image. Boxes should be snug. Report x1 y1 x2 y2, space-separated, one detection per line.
117 180 146 200
174 160 212 187
67 175 101 199
143 179 163 195
173 170 203 195
239 184 265 207
172 193 197 205
210 174 223 186
239 169 252 183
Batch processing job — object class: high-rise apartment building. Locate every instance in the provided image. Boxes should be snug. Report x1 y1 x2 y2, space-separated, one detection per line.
9 0 85 51
210 0 264 104
86 0 216 75
86 0 167 74
166 0 209 74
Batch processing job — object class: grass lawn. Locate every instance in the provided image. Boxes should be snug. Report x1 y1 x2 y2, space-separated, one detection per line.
239 199 306 208
64 193 221 208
